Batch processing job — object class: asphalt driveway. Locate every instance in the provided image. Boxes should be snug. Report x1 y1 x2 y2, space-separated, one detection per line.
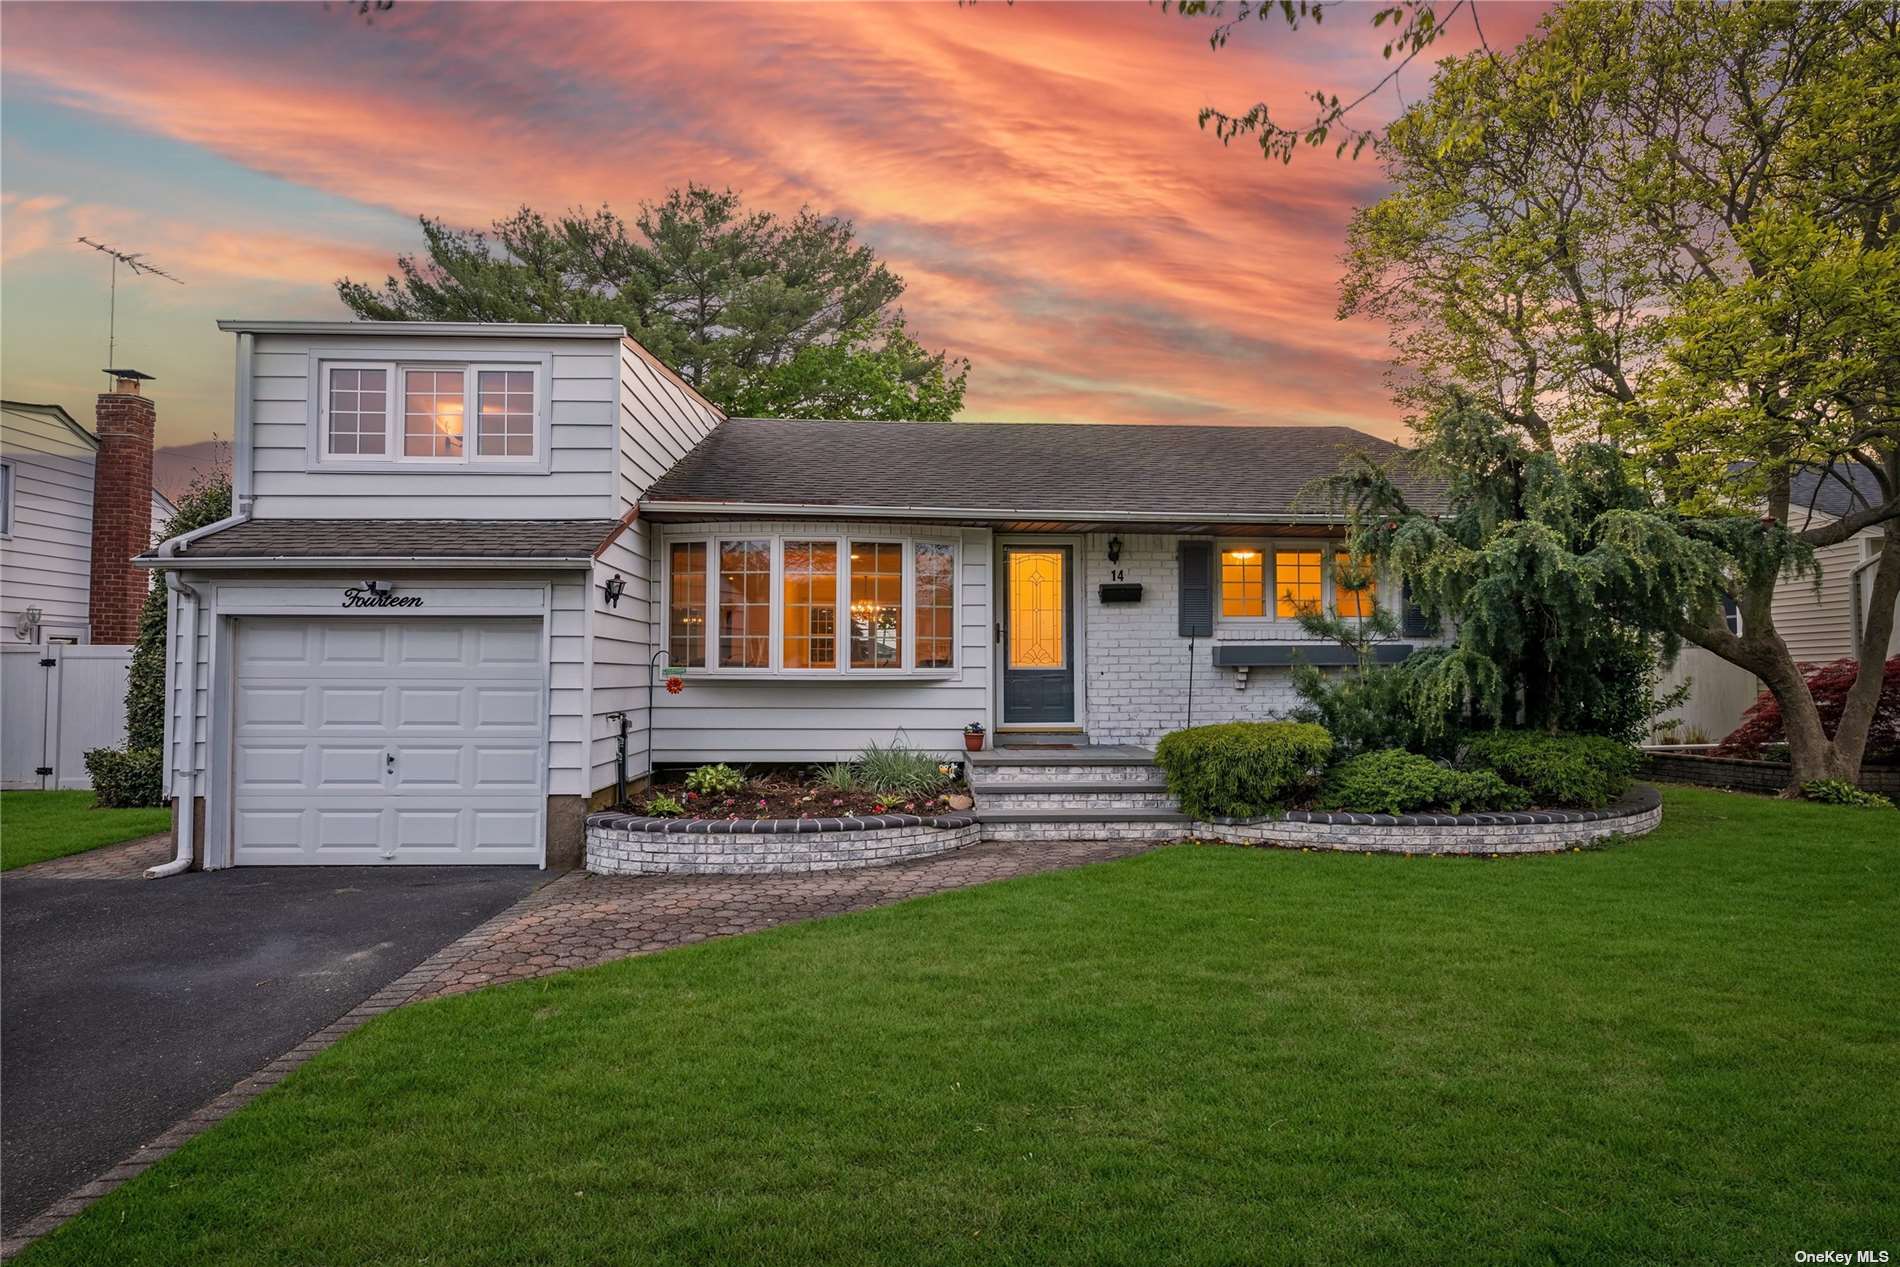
0 858 548 1234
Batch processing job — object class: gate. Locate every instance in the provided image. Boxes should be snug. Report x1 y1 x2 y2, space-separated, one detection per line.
1 644 135 789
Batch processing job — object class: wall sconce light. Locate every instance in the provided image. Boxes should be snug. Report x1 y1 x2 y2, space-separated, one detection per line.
602 573 626 607
1107 535 1123 564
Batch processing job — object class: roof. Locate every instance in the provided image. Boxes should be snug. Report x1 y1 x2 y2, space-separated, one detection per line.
138 519 622 566
1789 462 1889 523
216 320 627 341
640 419 1440 522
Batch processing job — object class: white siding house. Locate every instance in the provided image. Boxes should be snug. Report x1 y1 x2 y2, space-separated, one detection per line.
143 321 1442 872
1 400 173 644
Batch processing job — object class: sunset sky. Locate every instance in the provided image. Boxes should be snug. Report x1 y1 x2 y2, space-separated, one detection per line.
1 1 1543 475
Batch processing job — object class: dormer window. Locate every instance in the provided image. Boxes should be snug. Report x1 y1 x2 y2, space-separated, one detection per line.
319 361 541 464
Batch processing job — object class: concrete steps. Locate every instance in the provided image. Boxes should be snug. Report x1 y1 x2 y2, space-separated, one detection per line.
967 745 1186 840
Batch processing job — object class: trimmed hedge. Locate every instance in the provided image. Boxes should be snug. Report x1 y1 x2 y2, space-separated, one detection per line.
1462 732 1639 809
1318 749 1530 815
1155 722 1333 820
85 747 165 808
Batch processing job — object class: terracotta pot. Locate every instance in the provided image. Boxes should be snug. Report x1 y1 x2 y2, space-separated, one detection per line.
963 732 984 752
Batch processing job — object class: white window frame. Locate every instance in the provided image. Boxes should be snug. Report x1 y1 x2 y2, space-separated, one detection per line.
660 529 961 679
307 349 552 473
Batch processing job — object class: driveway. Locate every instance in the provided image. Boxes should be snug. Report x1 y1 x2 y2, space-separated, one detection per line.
0 848 548 1234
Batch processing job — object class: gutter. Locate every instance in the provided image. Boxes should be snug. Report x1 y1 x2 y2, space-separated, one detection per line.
133 554 595 571
636 499 1355 525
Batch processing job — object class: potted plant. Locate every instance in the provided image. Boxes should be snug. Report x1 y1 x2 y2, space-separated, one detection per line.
963 722 986 752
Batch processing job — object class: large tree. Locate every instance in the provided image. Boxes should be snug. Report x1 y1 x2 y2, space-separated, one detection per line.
337 186 969 420
1327 1 1900 784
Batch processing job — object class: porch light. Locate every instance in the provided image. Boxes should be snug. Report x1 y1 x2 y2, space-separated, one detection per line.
603 573 626 607
1107 536 1122 564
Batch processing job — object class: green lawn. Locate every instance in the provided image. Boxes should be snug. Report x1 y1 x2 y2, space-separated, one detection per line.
22 787 1898 1265
0 790 171 871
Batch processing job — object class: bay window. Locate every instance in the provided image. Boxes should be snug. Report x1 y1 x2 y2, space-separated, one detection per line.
667 542 707 668
718 540 772 669
663 532 959 675
782 540 839 669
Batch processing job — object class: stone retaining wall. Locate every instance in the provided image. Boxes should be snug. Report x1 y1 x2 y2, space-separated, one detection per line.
1201 785 1663 854
1642 751 1900 796
586 812 979 875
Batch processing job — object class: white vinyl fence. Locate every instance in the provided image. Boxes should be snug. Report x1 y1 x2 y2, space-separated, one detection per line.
1 643 134 790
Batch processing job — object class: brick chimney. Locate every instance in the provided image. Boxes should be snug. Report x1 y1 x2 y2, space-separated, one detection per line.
88 370 157 645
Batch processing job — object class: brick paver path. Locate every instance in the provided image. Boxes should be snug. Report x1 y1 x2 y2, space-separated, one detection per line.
408 836 1153 999
0 836 1151 1259
7 834 170 881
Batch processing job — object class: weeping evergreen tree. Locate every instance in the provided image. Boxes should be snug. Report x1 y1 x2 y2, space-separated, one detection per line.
1318 394 1723 743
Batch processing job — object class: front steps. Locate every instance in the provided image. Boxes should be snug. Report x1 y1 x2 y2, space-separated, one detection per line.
966 745 1190 842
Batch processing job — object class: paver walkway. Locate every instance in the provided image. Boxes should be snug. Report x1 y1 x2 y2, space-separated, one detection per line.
10 834 170 880
2 836 1153 1259
405 836 1154 1000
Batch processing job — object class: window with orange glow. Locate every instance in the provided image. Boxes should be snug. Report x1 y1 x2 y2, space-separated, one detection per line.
1220 547 1265 617
667 542 707 668
1007 550 1065 668
1274 550 1323 618
849 542 904 669
718 540 771 668
782 540 839 669
1333 554 1377 618
402 368 464 458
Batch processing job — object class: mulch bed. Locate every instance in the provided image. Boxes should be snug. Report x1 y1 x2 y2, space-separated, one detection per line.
634 776 970 821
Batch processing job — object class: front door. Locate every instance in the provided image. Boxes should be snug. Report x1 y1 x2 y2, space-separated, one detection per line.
1001 544 1075 725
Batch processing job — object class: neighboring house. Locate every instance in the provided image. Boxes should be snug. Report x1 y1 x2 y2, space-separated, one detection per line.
1 390 175 645
1655 463 1899 743
137 319 1441 871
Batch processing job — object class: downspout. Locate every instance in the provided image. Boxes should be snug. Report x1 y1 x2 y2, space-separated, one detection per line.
144 503 253 878
1848 552 1884 653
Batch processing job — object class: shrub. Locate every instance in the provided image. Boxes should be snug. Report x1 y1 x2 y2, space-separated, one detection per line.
684 763 744 795
1154 721 1334 820
816 761 857 793
642 793 687 817
85 747 164 808
853 741 951 797
1717 656 1900 759
1462 731 1640 809
126 476 232 749
1799 779 1895 810
1317 749 1530 815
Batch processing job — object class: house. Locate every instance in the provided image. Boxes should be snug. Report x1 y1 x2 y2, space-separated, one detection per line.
1655 463 1899 743
136 320 1439 871
2 386 176 646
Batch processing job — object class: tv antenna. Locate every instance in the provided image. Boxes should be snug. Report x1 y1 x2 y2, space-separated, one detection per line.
75 237 184 377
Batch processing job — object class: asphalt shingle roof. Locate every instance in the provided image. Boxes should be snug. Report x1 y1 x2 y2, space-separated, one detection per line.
1789 463 1889 522
640 419 1440 520
147 519 621 562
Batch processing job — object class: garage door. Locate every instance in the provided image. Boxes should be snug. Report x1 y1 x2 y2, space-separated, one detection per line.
233 618 545 865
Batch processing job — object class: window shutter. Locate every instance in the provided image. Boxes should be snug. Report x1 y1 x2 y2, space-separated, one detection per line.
1400 579 1438 638
1178 540 1213 637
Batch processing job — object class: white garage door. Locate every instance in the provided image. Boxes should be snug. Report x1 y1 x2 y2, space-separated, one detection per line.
233 618 545 865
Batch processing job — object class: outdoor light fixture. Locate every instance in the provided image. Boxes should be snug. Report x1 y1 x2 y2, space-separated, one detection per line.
1107 535 1123 564
603 573 626 607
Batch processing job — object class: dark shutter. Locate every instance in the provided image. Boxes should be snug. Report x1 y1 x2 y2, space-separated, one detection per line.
1400 579 1438 638
1178 540 1213 637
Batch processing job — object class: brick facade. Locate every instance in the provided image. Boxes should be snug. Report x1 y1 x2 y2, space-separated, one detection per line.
87 389 156 645
1079 532 1302 744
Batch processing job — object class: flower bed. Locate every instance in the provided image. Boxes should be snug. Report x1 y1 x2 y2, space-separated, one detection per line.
1201 785 1663 854
586 810 979 875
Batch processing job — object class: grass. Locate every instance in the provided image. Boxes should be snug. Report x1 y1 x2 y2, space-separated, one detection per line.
0 790 170 871
21 787 1898 1265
